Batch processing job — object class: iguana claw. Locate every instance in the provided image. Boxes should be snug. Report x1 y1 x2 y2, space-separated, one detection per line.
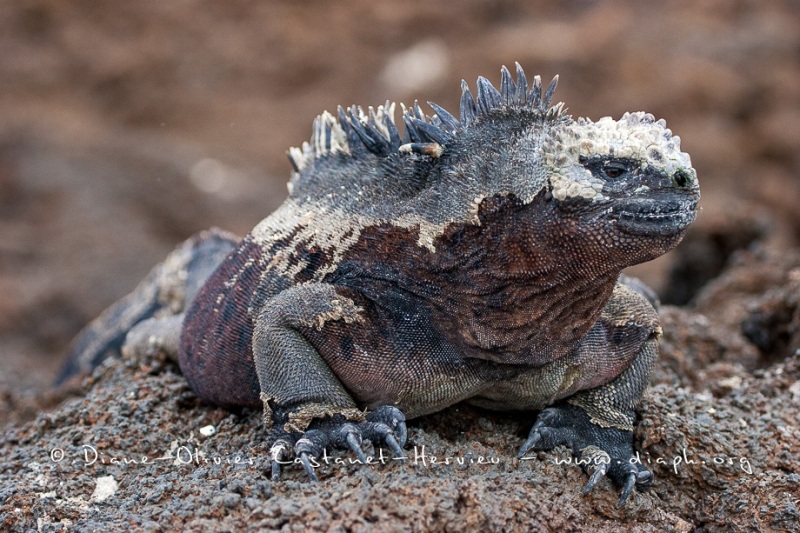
269 405 407 481
518 403 653 506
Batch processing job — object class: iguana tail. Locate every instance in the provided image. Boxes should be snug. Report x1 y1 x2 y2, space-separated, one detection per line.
55 228 239 385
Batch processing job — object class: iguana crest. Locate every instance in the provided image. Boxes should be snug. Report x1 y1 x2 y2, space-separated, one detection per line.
261 63 696 268
287 62 563 174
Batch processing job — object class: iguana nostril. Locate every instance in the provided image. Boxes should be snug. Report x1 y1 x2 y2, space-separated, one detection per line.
673 170 692 188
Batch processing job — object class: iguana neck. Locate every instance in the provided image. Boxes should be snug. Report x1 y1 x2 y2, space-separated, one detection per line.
419 198 622 364
333 192 625 366
427 266 618 365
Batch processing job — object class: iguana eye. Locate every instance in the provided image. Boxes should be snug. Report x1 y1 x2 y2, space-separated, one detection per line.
602 162 627 179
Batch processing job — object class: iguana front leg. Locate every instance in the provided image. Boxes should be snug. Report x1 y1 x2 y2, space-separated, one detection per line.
253 283 407 481
518 333 659 507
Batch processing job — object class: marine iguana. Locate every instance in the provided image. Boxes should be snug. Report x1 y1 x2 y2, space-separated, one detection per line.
58 63 700 506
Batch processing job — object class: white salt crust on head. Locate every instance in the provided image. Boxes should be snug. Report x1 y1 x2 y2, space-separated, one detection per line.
543 112 695 202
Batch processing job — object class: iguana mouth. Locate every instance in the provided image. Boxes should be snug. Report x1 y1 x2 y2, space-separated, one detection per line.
612 196 698 236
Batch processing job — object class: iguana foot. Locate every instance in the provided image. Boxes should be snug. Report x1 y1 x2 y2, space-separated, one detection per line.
517 403 652 507
269 405 407 482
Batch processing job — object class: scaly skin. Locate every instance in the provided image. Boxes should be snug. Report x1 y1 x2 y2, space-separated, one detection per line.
60 64 699 506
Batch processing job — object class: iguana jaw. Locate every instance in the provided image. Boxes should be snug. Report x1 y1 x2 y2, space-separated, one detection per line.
611 193 699 237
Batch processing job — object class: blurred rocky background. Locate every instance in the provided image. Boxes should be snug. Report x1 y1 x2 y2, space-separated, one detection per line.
2 0 798 401
1 1 799 529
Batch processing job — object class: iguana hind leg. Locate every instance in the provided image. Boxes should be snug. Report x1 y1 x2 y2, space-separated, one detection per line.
122 314 184 364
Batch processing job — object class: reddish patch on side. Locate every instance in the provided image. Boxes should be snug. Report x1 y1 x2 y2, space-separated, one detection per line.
178 238 264 408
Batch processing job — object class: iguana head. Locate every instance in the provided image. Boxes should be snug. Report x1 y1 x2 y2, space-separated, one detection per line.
441 64 700 268
541 110 699 240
